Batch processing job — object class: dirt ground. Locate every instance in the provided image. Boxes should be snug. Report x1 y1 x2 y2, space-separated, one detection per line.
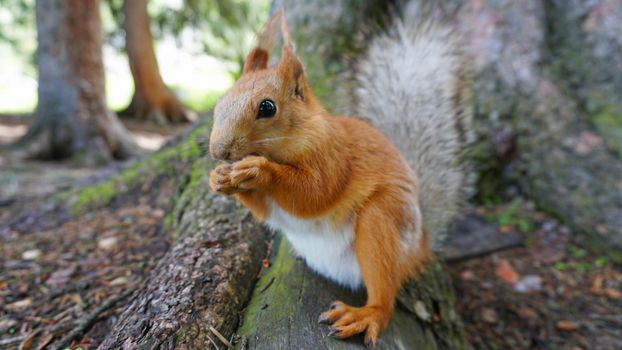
1 117 621 349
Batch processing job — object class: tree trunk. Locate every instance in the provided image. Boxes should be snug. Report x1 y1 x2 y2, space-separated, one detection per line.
15 0 138 163
238 238 470 350
120 0 194 124
447 0 622 260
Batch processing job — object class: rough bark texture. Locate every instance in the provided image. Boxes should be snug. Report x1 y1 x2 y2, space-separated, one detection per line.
121 0 193 124
17 0 138 162
98 153 269 349
445 0 622 259
238 238 471 350
545 0 622 156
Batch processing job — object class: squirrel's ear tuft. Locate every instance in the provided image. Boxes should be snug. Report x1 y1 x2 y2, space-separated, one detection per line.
278 46 305 100
243 48 269 74
243 9 284 75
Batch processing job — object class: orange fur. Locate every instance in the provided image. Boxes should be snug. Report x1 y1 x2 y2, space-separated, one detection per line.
208 11 432 346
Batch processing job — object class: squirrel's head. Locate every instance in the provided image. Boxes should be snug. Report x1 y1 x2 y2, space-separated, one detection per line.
210 10 318 163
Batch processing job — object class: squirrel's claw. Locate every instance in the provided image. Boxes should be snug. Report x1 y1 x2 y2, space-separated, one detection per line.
209 164 238 195
319 301 385 347
229 156 270 190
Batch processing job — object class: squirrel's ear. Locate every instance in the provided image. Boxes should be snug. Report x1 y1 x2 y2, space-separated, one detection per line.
243 9 284 75
243 48 269 74
278 46 305 100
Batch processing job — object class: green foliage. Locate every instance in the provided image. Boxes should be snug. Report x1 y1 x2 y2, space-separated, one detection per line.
102 0 271 76
65 117 210 214
0 0 36 76
159 0 271 77
484 198 534 233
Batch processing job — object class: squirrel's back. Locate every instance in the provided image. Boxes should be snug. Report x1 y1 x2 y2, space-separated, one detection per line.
352 16 474 249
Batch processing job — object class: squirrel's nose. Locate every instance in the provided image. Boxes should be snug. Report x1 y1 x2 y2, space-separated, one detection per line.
210 143 232 161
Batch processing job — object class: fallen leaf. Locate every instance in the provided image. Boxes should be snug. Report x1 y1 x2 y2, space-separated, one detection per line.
481 308 498 323
262 259 270 268
0 319 18 332
34 333 54 350
499 225 513 233
556 320 578 331
516 306 538 320
590 275 604 294
6 298 32 310
45 266 76 286
18 330 40 350
495 260 520 284
67 293 84 306
604 288 622 299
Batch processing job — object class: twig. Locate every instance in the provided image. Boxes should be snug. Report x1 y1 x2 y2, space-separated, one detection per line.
48 289 134 350
209 326 234 350
43 280 91 303
0 335 27 347
206 334 221 350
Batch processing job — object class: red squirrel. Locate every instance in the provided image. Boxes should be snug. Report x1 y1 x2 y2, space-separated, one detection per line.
209 10 473 347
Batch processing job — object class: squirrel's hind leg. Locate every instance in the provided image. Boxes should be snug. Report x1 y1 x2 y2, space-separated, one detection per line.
318 191 407 346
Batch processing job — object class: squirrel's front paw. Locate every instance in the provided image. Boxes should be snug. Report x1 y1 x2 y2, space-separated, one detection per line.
230 156 271 190
209 163 238 195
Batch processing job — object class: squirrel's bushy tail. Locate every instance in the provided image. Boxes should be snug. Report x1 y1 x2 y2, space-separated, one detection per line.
353 15 474 250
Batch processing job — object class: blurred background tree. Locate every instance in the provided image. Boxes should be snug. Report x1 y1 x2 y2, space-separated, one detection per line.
0 0 269 161
0 0 269 118
13 0 139 162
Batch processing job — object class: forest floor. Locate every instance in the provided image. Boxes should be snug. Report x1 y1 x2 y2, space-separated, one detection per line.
1 116 621 350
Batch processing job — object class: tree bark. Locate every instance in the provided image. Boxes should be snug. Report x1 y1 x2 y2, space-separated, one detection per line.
15 0 138 162
448 0 622 259
120 0 194 124
238 238 470 350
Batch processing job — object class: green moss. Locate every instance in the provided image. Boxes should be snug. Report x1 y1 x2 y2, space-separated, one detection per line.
237 237 298 337
68 180 117 215
590 104 622 157
65 117 212 215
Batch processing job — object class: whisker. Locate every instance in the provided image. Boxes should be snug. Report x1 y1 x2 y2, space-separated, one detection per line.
253 136 296 144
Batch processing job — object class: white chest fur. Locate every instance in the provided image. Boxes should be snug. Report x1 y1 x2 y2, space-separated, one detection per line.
264 200 362 289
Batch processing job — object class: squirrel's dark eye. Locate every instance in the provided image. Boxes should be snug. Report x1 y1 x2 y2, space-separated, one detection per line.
257 99 277 119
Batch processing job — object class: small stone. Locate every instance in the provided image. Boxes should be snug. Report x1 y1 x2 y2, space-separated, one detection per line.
152 208 165 219
514 275 542 293
481 308 498 323
98 236 118 250
22 249 41 260
414 301 431 321
460 270 474 280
